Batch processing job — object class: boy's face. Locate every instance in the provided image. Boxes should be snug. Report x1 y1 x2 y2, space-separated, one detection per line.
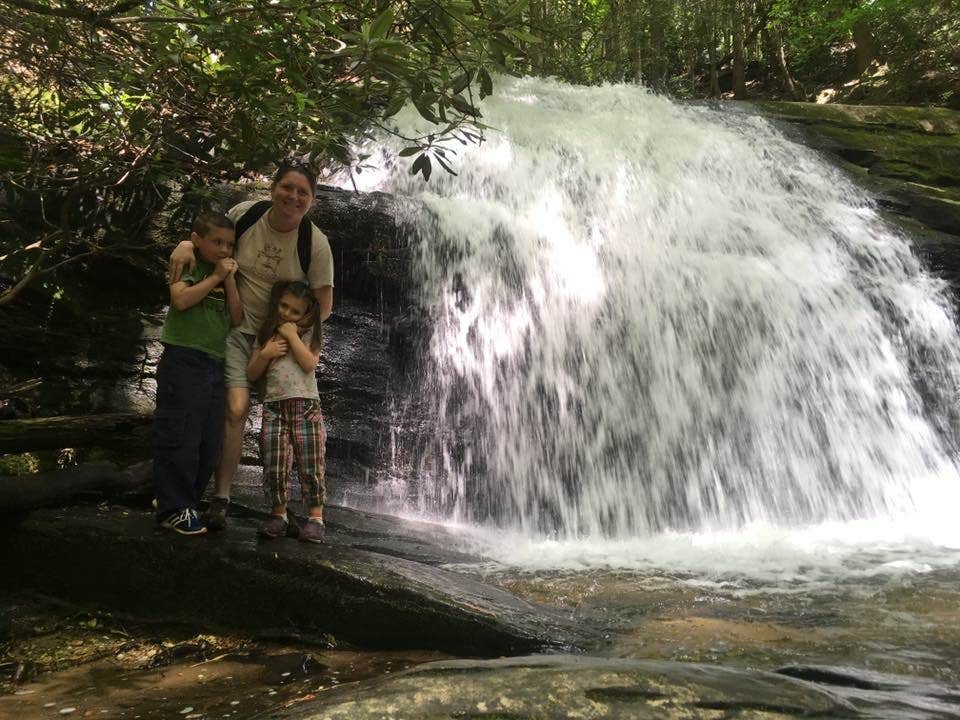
192 227 235 264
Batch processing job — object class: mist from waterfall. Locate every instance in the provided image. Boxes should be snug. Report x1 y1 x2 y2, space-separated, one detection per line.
349 76 960 542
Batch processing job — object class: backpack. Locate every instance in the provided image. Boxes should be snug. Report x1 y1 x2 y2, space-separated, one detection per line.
234 200 313 275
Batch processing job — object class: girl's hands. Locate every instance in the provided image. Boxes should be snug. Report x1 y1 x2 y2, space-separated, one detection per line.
262 335 289 359
277 322 300 342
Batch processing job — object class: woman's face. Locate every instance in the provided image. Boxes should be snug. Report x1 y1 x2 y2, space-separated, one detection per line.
270 170 315 230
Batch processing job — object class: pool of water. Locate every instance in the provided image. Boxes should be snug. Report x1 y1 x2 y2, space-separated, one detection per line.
438 520 960 684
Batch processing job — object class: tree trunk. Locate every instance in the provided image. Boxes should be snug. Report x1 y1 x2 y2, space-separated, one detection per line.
732 0 747 99
0 413 153 453
707 17 721 98
0 460 151 513
762 28 800 100
852 20 877 76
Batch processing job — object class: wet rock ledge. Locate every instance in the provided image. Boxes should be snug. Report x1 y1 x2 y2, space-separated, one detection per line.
0 496 577 658
274 654 960 720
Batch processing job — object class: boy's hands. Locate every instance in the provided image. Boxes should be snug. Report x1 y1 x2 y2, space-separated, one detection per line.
277 322 300 342
262 336 289 359
214 258 239 280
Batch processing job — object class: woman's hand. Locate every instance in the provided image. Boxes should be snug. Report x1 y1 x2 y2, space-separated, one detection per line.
262 336 289 359
169 240 197 283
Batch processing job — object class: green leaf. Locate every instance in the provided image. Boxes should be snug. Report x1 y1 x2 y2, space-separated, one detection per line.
382 93 406 118
369 8 395 40
450 95 480 116
505 27 541 44
434 152 458 176
503 0 529 19
478 68 493 98
411 153 432 181
450 71 472 94
412 99 440 124
399 146 421 157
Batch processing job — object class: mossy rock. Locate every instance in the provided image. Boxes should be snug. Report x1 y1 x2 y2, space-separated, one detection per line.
750 100 960 236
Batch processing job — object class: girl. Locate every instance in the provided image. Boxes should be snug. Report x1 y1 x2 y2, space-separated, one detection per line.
247 280 326 543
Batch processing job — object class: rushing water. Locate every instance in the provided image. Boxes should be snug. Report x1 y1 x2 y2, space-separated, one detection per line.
353 76 960 546
343 78 960 688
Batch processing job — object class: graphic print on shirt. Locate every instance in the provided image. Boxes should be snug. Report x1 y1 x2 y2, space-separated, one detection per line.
254 244 284 279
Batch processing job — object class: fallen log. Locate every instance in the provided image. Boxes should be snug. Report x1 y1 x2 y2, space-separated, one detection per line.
0 460 151 513
0 413 153 453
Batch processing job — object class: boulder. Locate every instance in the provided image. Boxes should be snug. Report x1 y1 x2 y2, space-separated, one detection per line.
0 500 578 657
275 654 858 719
276 655 960 720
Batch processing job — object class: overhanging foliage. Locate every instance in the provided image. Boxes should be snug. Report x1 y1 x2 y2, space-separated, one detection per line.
0 0 530 304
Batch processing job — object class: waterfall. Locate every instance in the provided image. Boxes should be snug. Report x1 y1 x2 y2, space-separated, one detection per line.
353 76 960 539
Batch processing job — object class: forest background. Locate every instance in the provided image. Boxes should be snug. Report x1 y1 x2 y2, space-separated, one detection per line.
0 0 958 309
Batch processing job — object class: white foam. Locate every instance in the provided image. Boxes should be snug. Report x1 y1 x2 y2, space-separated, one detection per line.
349 76 960 547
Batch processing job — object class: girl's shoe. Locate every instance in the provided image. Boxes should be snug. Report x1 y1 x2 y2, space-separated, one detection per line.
258 514 288 539
161 508 207 536
300 519 325 544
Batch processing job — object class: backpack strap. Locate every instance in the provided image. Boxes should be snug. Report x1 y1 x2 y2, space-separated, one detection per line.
234 200 313 277
234 200 272 240
297 217 312 276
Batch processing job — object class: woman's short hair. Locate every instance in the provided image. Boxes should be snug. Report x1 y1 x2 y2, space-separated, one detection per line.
273 159 317 194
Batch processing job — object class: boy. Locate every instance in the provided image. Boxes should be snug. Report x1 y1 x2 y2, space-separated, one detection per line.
154 212 244 535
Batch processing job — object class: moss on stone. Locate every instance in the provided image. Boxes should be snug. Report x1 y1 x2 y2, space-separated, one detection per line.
752 100 960 135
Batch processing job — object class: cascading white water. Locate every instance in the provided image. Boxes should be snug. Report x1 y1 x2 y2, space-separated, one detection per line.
351 76 960 540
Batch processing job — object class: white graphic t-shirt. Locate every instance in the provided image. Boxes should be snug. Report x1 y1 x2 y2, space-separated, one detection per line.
227 201 334 335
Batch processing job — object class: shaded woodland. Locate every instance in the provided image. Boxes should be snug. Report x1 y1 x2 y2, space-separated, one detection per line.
0 0 957 321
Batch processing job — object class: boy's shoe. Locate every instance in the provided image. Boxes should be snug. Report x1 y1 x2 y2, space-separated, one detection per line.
258 514 288 539
161 508 207 536
204 496 229 532
300 519 325 544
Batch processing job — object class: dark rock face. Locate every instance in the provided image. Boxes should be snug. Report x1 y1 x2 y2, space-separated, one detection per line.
312 185 410 309
0 502 578 656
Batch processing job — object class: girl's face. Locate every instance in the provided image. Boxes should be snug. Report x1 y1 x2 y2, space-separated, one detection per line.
277 292 310 326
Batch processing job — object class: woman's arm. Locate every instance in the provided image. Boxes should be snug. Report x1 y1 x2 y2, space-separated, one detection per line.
312 285 333 322
169 240 197 284
223 270 244 327
278 323 321 373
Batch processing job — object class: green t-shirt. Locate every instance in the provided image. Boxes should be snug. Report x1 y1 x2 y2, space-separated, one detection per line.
160 259 230 359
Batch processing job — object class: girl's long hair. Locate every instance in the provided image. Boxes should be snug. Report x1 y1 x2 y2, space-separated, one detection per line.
257 280 323 353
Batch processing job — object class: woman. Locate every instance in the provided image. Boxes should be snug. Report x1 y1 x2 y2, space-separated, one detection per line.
169 161 334 530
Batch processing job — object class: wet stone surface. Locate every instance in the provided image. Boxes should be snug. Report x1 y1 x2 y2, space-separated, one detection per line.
0 597 446 720
275 654 960 719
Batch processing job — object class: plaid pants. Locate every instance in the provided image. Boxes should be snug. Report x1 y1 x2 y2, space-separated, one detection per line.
260 398 326 509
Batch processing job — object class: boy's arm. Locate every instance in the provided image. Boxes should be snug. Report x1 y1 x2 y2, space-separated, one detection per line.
169 258 234 312
279 323 321 373
223 273 244 327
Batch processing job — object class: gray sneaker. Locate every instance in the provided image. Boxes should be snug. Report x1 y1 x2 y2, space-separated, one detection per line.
258 514 288 539
204 496 229 532
300 520 325 544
